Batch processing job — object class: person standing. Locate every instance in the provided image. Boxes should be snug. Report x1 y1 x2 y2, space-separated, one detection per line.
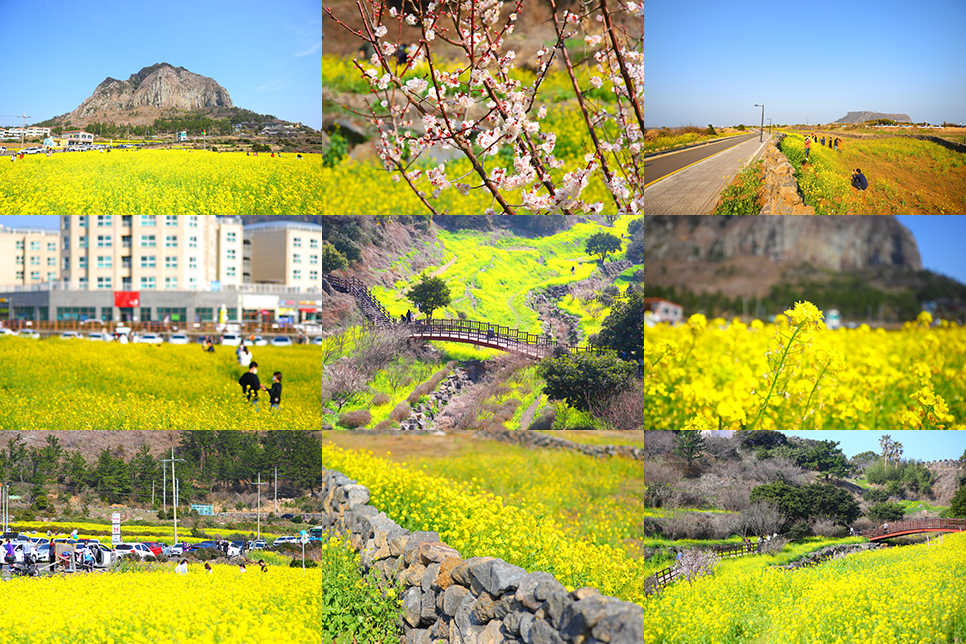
239 362 267 405
269 372 282 411
804 136 811 160
239 345 253 368
176 559 189 574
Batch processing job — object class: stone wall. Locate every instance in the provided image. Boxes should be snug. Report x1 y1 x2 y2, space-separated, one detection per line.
315 468 650 644
758 133 815 215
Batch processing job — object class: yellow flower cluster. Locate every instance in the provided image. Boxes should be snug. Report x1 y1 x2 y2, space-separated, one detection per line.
637 533 966 643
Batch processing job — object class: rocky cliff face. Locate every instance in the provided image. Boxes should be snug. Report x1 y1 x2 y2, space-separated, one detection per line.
628 216 921 272
834 111 911 124
67 63 232 121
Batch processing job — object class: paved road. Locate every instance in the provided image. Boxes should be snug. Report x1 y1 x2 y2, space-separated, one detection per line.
638 133 772 215
638 133 763 187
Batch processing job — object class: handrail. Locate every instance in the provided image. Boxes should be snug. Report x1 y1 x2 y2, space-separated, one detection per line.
321 272 606 358
861 517 966 540
643 541 760 596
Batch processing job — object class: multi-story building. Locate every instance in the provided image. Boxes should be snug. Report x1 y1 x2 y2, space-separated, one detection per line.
60 215 244 292
244 220 334 288
0 226 61 286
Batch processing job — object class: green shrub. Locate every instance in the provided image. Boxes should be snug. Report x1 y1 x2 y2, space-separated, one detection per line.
867 502 905 523
337 409 372 428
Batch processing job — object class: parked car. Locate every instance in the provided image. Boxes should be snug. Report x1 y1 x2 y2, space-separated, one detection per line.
17 330 40 339
221 334 242 346
168 543 186 556
23 147 44 155
184 540 219 552
270 336 293 347
142 542 166 557
280 513 297 521
168 333 190 345
13 543 37 564
138 333 164 344
248 539 267 550
59 331 80 339
0 328 15 336
272 536 300 546
113 543 155 560
243 335 268 347
86 332 109 341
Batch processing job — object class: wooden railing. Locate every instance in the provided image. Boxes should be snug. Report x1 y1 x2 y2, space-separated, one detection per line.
322 273 605 359
643 541 760 596
861 517 966 540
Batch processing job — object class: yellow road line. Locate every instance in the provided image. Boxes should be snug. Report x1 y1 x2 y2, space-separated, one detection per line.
641 136 761 190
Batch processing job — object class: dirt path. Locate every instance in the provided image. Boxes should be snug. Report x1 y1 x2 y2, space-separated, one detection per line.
429 255 457 277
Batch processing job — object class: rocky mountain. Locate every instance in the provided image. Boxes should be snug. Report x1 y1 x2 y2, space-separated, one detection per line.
627 216 921 272
834 111 912 124
58 63 233 126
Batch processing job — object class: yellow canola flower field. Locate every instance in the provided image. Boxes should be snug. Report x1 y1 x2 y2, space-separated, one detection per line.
0 150 325 216
640 533 966 644
0 564 336 644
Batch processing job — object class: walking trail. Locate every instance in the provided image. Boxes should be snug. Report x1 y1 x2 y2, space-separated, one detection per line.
639 134 772 214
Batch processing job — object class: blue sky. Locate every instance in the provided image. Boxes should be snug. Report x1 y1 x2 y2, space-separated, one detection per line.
0 0 322 130
641 0 966 127
3 216 964 285
783 431 965 462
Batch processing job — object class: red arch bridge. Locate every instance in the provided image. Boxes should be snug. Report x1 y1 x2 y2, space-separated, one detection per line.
861 518 966 541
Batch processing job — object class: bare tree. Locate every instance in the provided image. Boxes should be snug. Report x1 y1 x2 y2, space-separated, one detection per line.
675 549 720 585
590 386 649 431
759 536 788 557
736 501 786 538
321 361 370 412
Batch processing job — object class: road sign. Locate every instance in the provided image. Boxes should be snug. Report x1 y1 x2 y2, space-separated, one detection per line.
111 524 121 535
112 534 121 545
112 512 121 523
300 530 309 545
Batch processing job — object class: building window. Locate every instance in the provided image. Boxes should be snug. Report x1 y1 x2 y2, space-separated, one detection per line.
97 276 112 289
62 257 69 271
293 269 302 280
15 241 24 250
122 215 132 227
189 236 198 248
30 271 40 281
97 235 112 248
165 256 178 268
293 237 302 248
78 236 88 249
15 271 24 280
15 256 24 265
157 307 187 321
57 307 96 322
97 215 113 227
226 249 236 260
196 307 214 322
165 277 178 289
140 276 156 290
309 254 318 265
63 216 70 228
78 257 88 269
310 270 318 280
141 215 156 226
188 257 198 270
140 235 156 248
165 216 178 227
30 241 40 251
140 307 152 321
46 272 58 281
62 237 69 251
78 215 88 227
310 239 319 249
189 277 198 288
79 277 88 286
293 253 301 264
122 235 132 248
226 231 237 243
165 235 178 248
189 216 199 228
140 255 156 269
47 242 57 252
30 256 40 265
97 256 112 269
121 277 132 289
47 257 57 266
121 256 132 269
226 266 236 277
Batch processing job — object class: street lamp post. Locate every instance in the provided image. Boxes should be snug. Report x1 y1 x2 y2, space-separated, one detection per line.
768 118 772 136
754 104 765 142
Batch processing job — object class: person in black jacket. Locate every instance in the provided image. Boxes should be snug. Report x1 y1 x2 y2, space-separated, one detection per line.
239 362 267 405
269 372 282 411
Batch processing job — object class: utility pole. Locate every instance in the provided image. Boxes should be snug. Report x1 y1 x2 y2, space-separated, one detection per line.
161 455 171 512
1 113 32 151
254 474 267 541
168 448 184 545
274 466 278 516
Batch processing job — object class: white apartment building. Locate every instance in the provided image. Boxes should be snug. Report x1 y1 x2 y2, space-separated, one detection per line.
0 226 61 286
244 220 337 288
1 126 52 139
60 215 244 292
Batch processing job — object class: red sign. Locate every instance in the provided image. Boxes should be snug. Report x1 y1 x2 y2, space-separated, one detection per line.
114 291 141 308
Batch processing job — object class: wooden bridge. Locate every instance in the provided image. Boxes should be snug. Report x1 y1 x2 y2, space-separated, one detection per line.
861 518 966 541
323 273 600 359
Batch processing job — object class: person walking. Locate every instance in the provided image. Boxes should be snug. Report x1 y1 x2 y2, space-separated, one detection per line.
176 559 189 574
269 372 282 411
804 136 811 160
239 362 267 405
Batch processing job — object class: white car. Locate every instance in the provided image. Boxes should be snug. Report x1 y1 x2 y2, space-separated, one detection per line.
17 330 40 339
138 333 164 344
273 536 301 545
113 543 155 560
86 332 109 341
59 331 80 340
243 335 268 347
23 147 44 155
270 336 293 347
221 334 242 346
168 333 190 345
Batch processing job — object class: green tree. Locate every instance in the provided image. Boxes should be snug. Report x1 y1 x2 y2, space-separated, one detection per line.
803 483 860 524
949 483 966 518
585 232 622 263
749 482 810 522
867 502 905 523
851 450 879 468
538 351 635 413
673 431 707 467
596 292 668 360
318 242 348 272
406 274 452 319
322 127 349 168
798 440 851 479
